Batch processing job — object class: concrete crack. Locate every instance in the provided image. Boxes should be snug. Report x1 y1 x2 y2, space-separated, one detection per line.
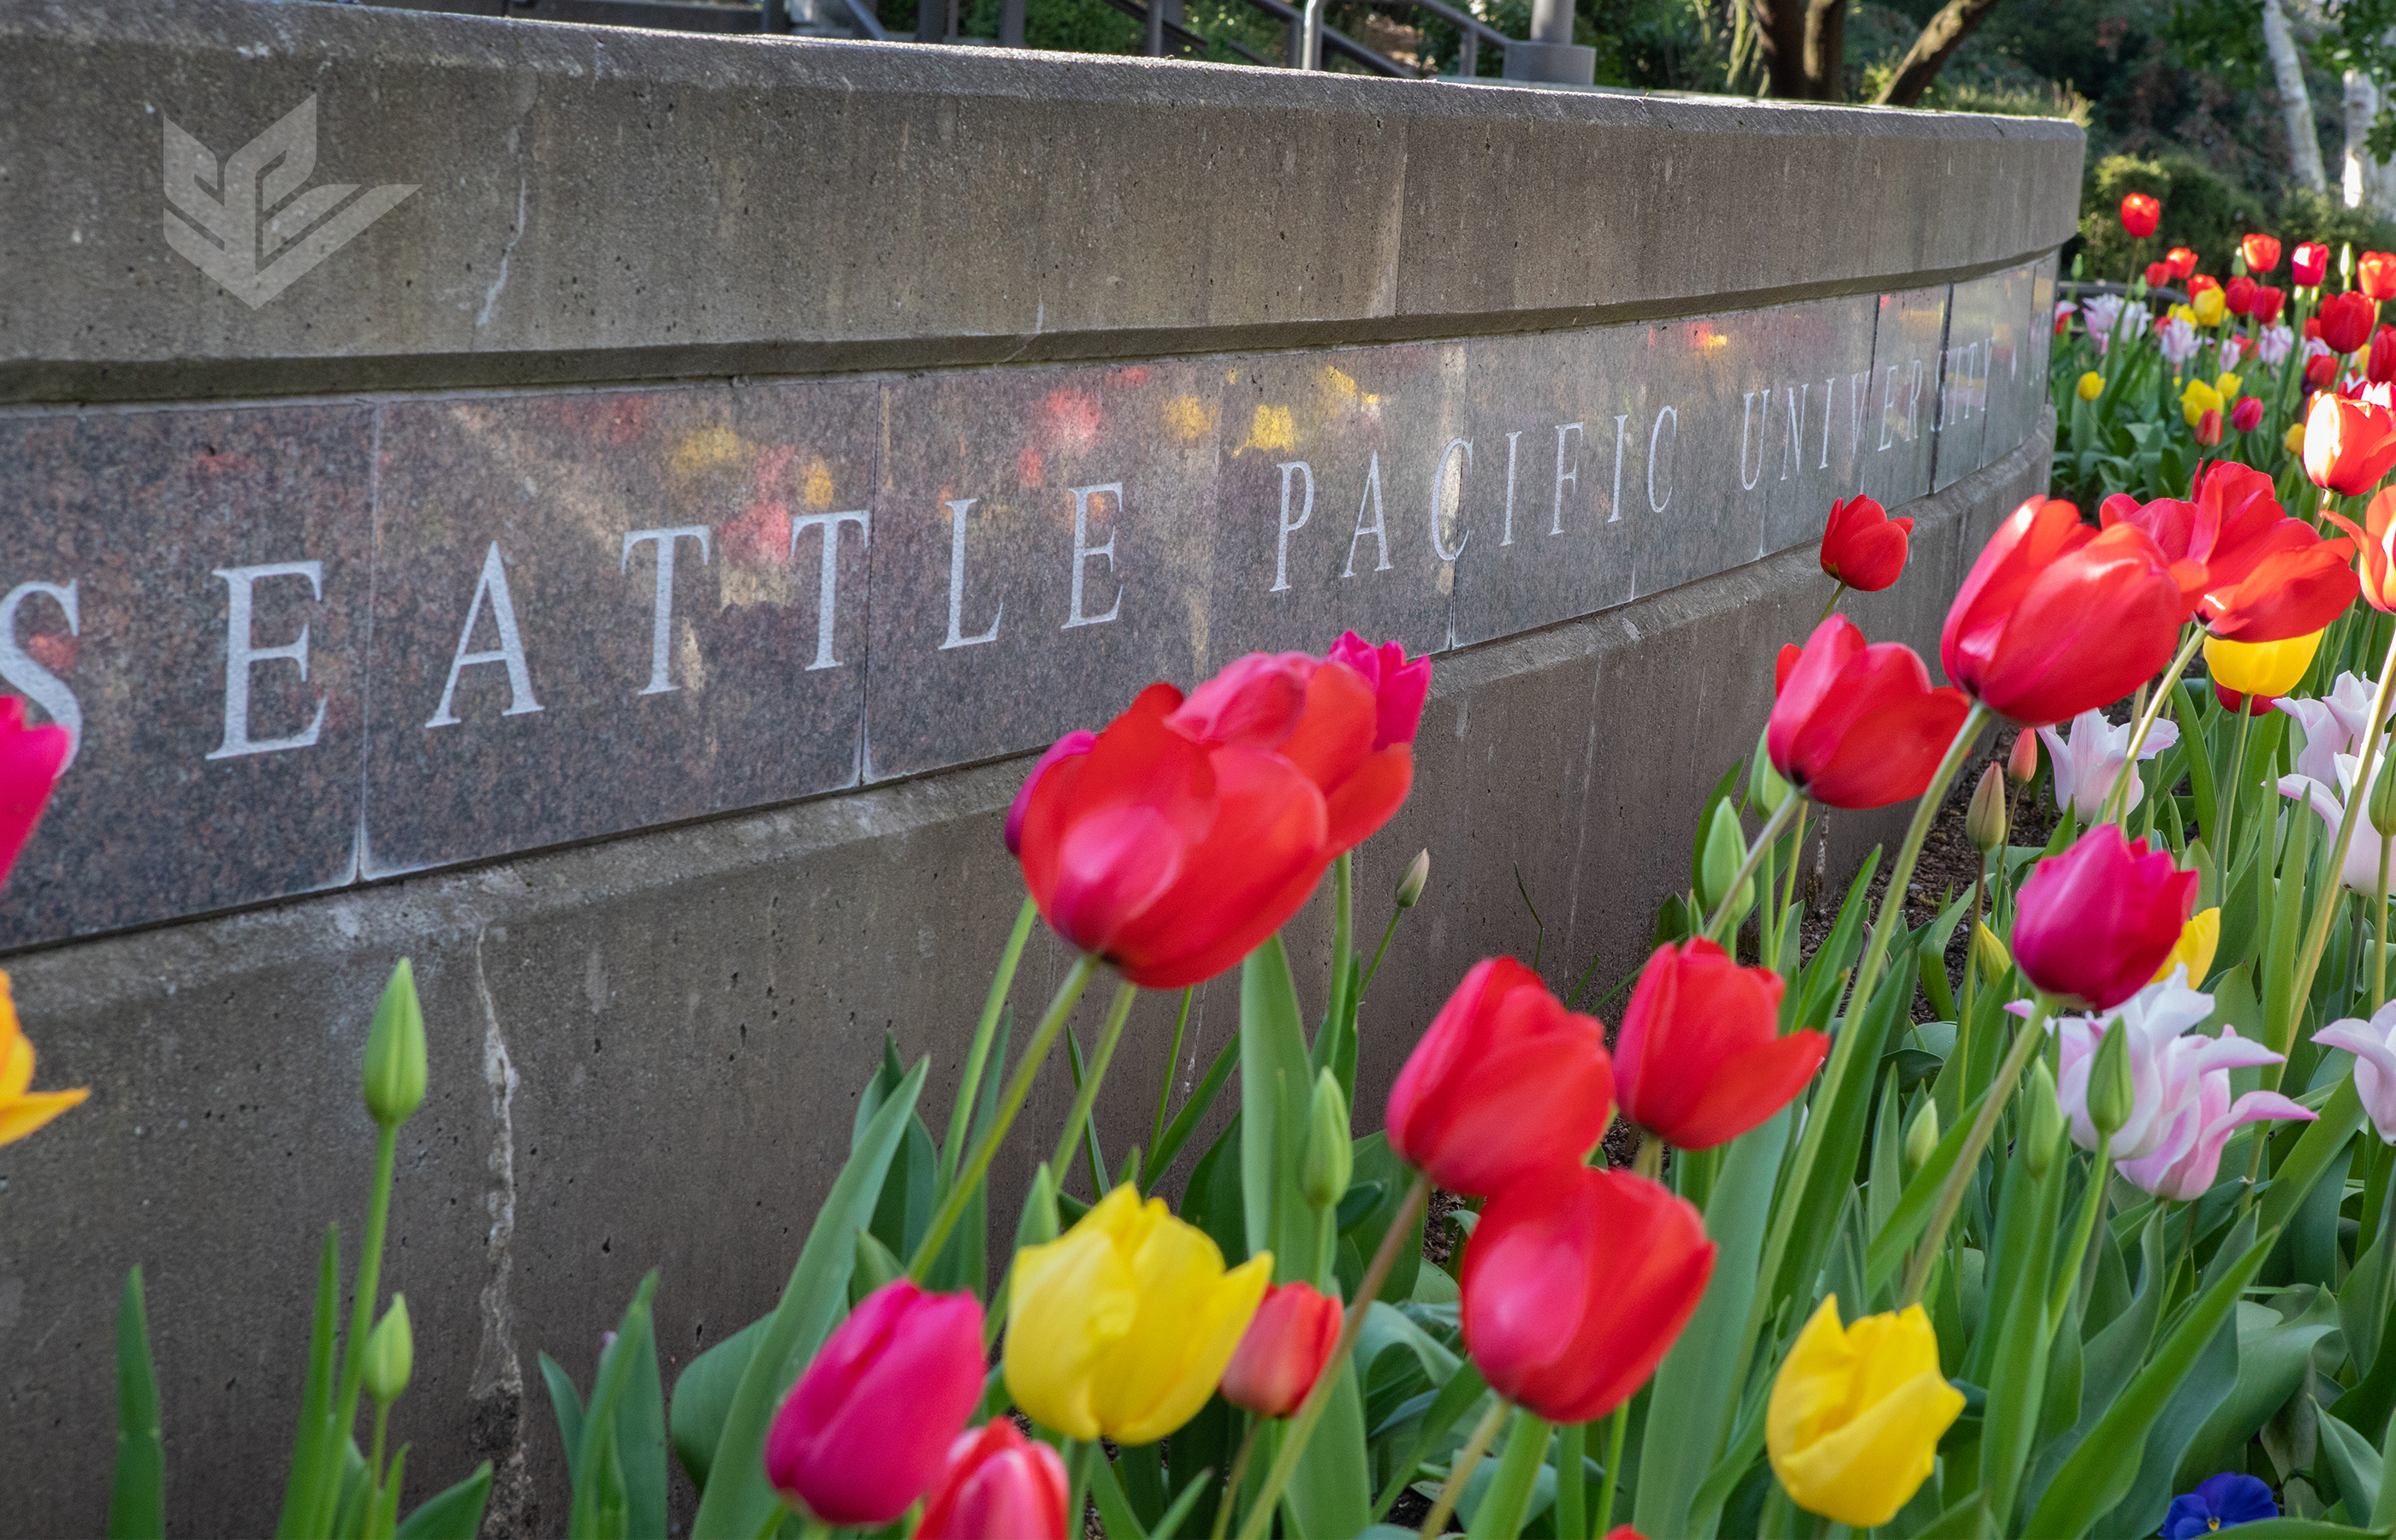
470 927 532 1536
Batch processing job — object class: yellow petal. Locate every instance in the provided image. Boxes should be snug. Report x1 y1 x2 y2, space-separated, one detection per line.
1005 1198 1142 1440
2155 908 2222 985
2205 630 2323 698
1767 1296 1855 1462
1773 1364 1964 1527
0 1086 88 1148
1103 1251 1272 1445
0 1027 31 1103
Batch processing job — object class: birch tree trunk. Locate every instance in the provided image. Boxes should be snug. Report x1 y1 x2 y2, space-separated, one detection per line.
2265 0 2329 192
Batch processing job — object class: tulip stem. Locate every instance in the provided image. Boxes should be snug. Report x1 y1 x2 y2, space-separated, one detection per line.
1051 980 1140 1195
1328 851 1355 1040
2101 627 2208 826
1702 794 1805 945
909 953 1100 1281
1901 992 2056 1308
1593 1403 1629 1538
1555 1421 1587 1540
1237 1170 1432 1540
1632 1134 1664 1182
2283 625 2396 1093
2049 1130 2114 1328
1418 1398 1509 1540
1816 583 1848 626
1065 1442 1095 1540
309 1121 399 1537
1360 905 1405 999
1736 703 1988 1403
1210 1419 1262 1540
2221 695 2256 862
1149 986 1196 1189
2376 837 2390 1016
946 894 1041 1188
1774 799 1811 970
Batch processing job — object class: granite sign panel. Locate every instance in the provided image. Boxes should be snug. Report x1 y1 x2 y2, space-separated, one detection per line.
0 258 2056 947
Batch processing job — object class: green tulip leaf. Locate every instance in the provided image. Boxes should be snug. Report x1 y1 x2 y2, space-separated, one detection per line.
106 1266 164 1540
393 1463 492 1540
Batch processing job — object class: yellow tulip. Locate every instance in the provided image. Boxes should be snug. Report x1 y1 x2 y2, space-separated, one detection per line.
0 970 87 1148
2216 370 2243 402
2153 907 2222 985
2194 286 2228 326
2205 628 2323 698
2181 378 2223 427
2288 421 2308 454
1005 1184 1272 1443
2076 370 2104 401
2170 303 2200 326
1767 1295 1962 1528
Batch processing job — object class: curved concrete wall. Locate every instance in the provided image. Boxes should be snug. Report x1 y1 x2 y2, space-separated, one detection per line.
0 2 2079 1533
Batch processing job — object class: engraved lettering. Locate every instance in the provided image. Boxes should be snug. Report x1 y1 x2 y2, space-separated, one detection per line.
209 561 328 759
792 509 872 666
940 499 1001 649
1877 365 1902 451
1065 483 1124 629
427 543 543 727
1432 438 1472 562
1819 377 1836 470
0 580 81 769
1551 423 1583 535
1782 383 1808 482
1647 406 1677 514
1272 463 1314 594
1342 453 1391 578
1609 415 1628 523
1849 371 1872 459
1907 358 1925 441
621 525 711 694
1500 430 1521 546
1738 390 1769 492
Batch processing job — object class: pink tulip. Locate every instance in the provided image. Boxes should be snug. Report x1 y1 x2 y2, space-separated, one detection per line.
1326 631 1432 749
2028 974 2216 1159
2013 825 2197 1010
766 1280 987 1526
0 696 68 886
2110 1024 2312 1199
2316 1002 2396 1142
914 1419 1070 1540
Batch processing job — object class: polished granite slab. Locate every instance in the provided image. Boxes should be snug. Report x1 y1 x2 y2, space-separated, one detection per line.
0 256 2058 945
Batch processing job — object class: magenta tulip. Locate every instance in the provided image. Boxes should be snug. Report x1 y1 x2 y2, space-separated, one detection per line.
2013 825 2197 1009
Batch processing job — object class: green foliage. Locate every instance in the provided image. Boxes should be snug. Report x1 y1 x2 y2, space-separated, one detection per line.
106 1269 163 1540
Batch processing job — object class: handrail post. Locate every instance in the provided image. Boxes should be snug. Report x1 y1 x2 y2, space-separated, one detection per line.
1460 27 1475 75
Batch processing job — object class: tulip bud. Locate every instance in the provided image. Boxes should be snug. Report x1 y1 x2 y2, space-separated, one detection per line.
2022 1059 2064 1181
362 959 427 1129
1902 1100 1939 1177
1966 764 2008 855
1699 800 1754 920
1752 732 1794 815
2007 730 2037 785
1016 1163 1060 1252
2373 758 2396 839
1972 921 2012 986
362 1295 413 1406
2087 1016 2135 1138
2231 396 2264 435
1220 1281 1343 1419
1302 1069 1354 1211
2194 407 2224 447
1396 849 1430 909
2077 370 2104 402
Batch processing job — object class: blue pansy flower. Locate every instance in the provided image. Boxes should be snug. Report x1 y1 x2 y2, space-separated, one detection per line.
2161 1473 2278 1537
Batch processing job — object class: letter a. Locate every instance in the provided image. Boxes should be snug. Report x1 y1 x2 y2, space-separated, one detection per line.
426 542 543 728
1342 453 1392 578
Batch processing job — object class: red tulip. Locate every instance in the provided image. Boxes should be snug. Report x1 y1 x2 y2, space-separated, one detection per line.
2145 261 2174 291
1005 731 1096 856
1613 939 1824 1151
2232 396 2265 434
2013 824 2197 1009
2225 275 2258 317
1767 615 1970 809
1386 957 1615 1197
2243 233 2283 274
2323 487 2396 613
2364 252 2396 302
1326 631 1432 750
2215 680 2275 716
1458 1164 1714 1424
1171 648 1414 856
1940 498 2185 728
2310 352 2342 389
767 1281 987 1527
2254 286 2287 324
2188 274 2221 297
1014 684 1331 989
2305 389 2396 496
1219 1282 1342 1418
2166 246 2200 280
2194 408 2224 447
0 697 67 887
2007 728 2038 783
2296 241 2333 287
1774 642 1801 695
2322 291 2380 354
1817 494 1913 592
2097 462 2356 642
915 1419 1070 1540
2120 193 2162 239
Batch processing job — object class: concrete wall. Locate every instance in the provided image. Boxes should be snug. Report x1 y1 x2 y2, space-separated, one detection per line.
0 1 2080 1532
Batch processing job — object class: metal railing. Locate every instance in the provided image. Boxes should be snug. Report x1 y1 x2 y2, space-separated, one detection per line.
363 0 1517 79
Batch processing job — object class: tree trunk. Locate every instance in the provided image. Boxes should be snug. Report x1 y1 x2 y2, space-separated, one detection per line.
2265 0 2330 192
1752 0 1812 98
1872 0 2005 107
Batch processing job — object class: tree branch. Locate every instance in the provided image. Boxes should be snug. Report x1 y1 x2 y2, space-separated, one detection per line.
1871 0 2003 108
